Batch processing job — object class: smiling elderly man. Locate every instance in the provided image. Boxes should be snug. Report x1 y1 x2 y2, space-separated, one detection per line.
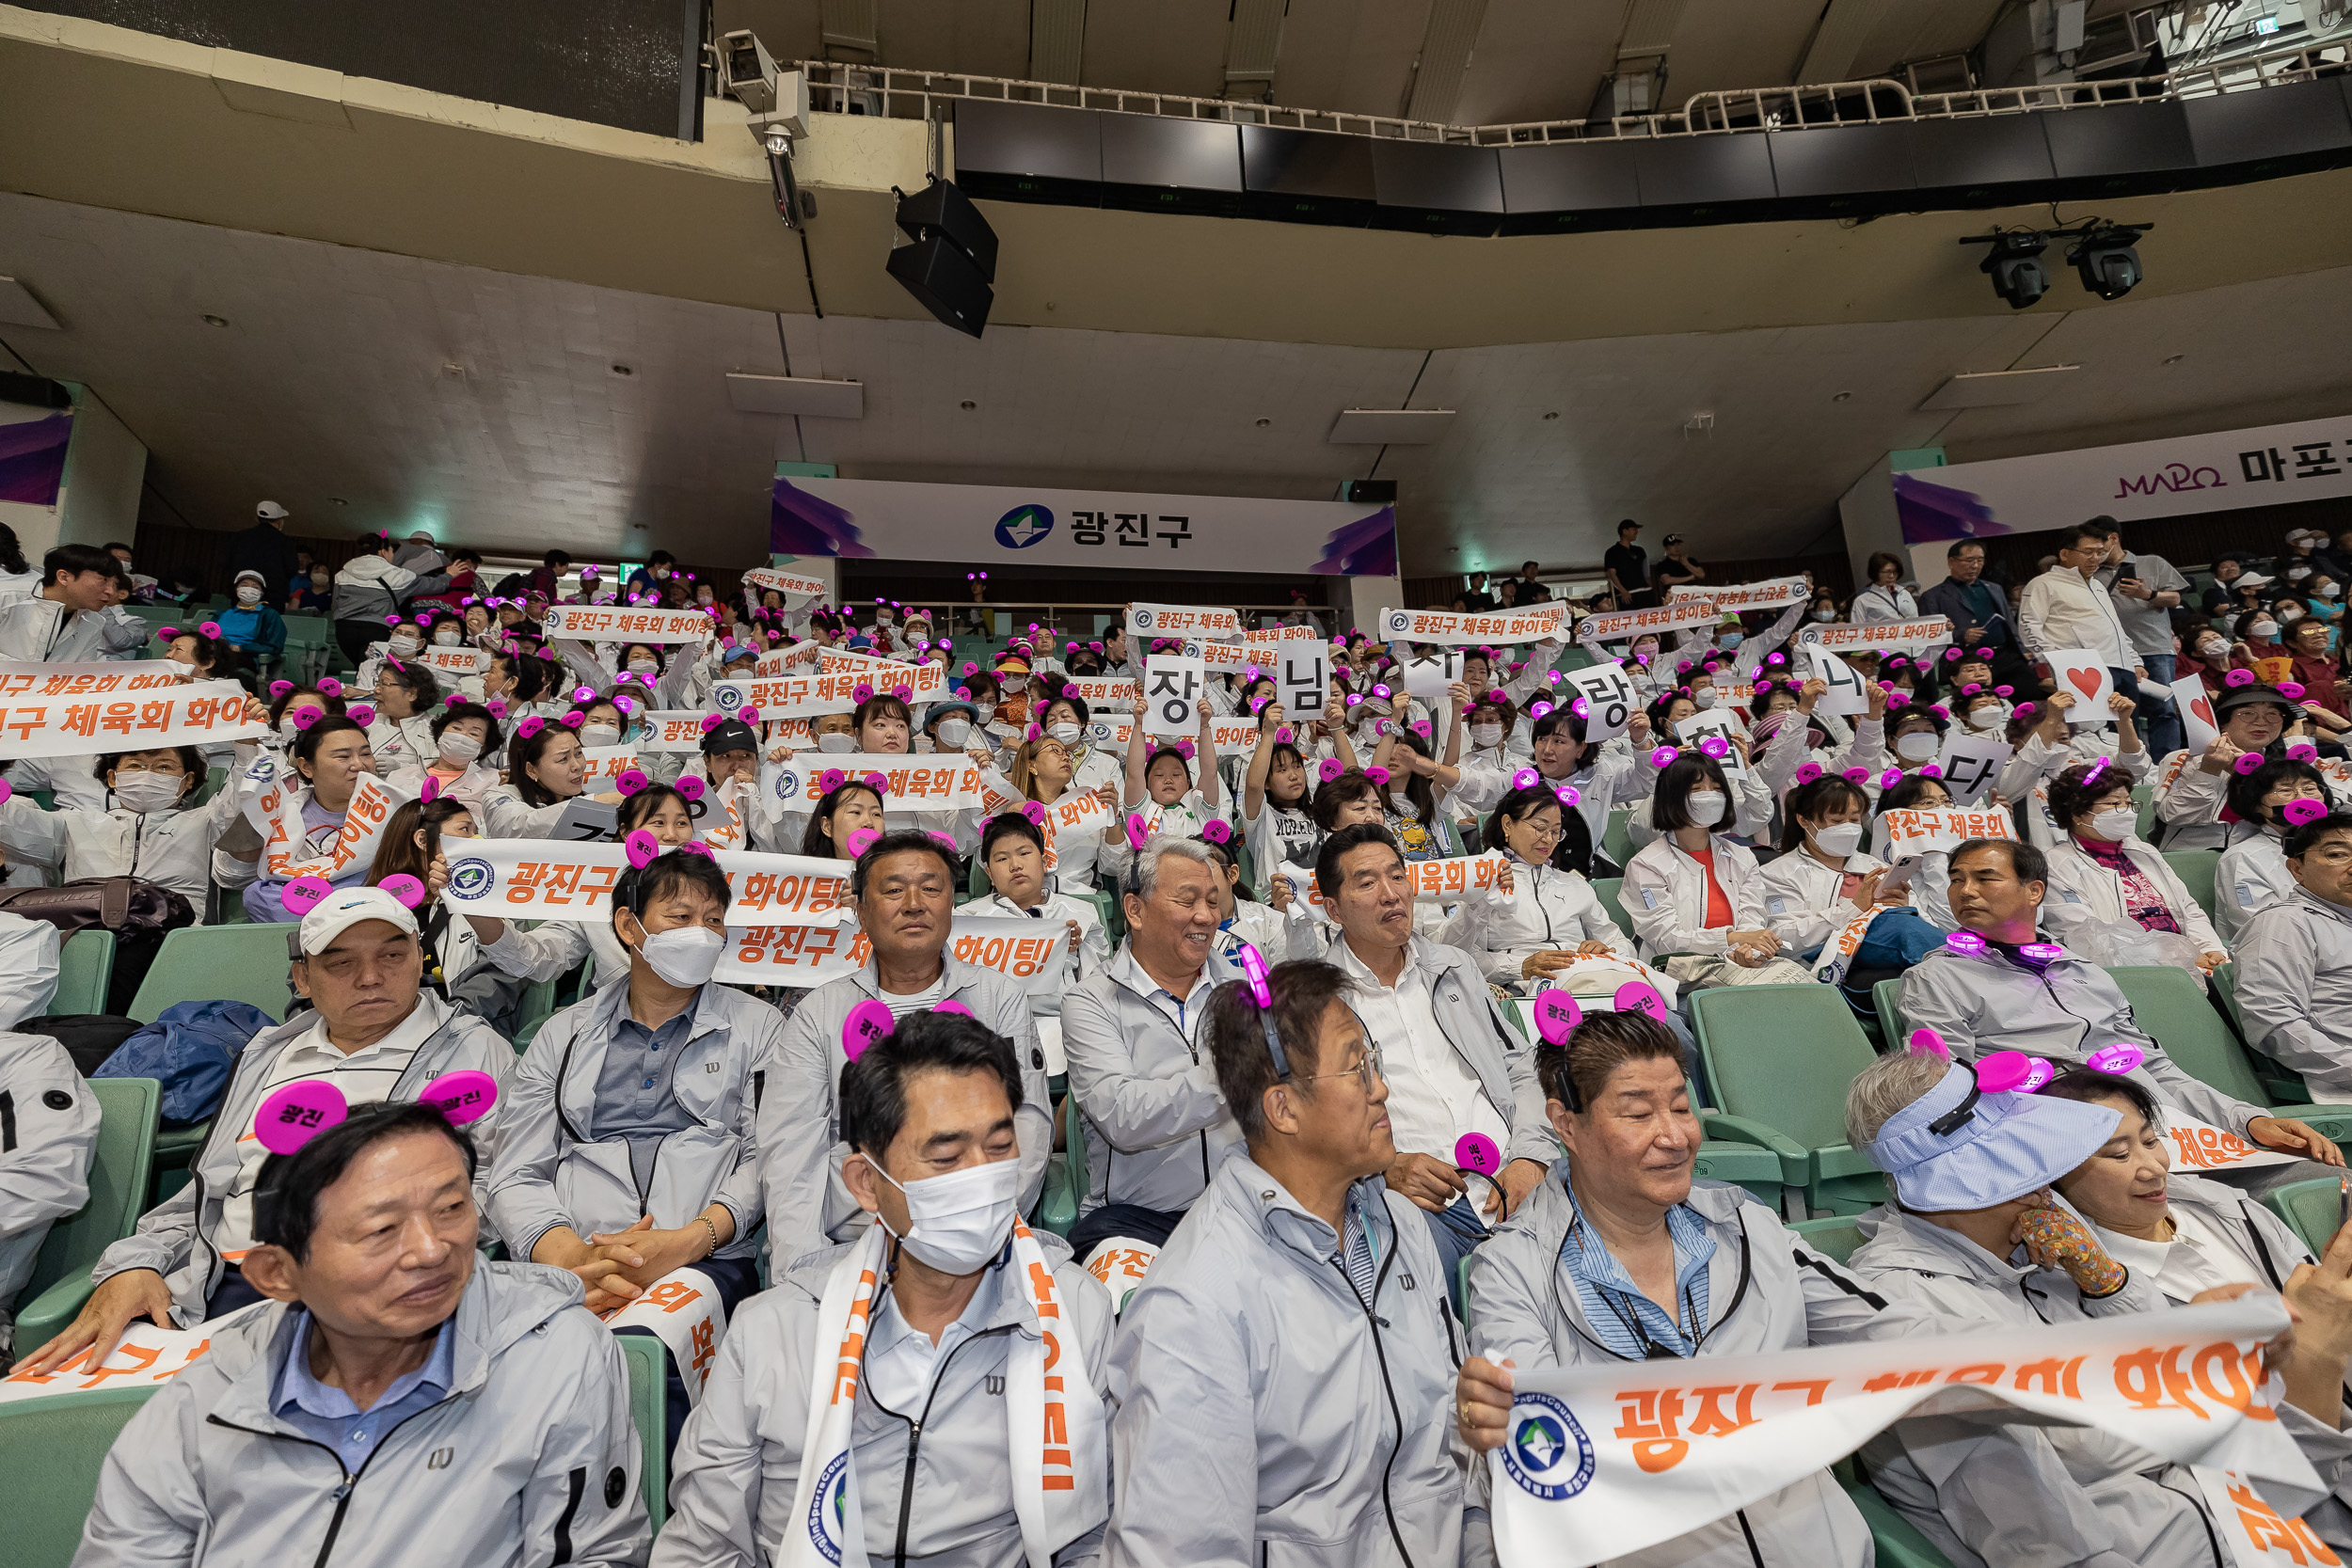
72 1101 647 1568
760 831 1049 1268
1898 837 2342 1187
1059 835 1246 1264
13 886 515 1376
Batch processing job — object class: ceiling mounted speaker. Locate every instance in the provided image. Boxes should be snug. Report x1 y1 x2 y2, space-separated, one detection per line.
887 235 993 339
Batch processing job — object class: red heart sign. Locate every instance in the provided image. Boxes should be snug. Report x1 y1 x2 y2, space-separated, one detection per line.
2191 695 2216 729
2065 668 2104 699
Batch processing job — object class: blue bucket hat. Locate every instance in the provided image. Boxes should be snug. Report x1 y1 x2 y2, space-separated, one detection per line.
1867 1063 2120 1212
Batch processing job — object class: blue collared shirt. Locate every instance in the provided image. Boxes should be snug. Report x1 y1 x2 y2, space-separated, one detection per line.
273 1310 456 1472
1558 1183 1716 1359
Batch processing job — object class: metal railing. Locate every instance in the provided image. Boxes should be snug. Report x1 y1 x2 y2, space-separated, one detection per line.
803 37 2352 147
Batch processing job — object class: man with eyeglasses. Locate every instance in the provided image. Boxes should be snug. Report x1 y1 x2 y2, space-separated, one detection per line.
2234 811 2352 1101
1318 823 1553 1275
1107 956 1467 1568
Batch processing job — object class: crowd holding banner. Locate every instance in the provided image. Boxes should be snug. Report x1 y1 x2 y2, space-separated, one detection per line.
16 518 2352 1568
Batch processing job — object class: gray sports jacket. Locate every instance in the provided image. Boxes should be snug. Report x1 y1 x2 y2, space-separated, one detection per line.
1058 943 1247 1216
654 1230 1115 1568
72 1262 649 1568
2233 888 2352 1099
485 981 779 1263
1897 943 2265 1137
1461 1167 1931 1568
1105 1147 1467 1568
759 956 1048 1264
91 1000 516 1323
0 1030 99 1346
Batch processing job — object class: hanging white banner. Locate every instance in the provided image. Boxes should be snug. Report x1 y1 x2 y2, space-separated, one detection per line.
0 663 262 758
742 566 829 601
1894 414 2352 544
1873 805 2016 861
755 752 987 815
441 839 854 926
1126 603 1243 641
1793 618 1955 657
1574 602 1719 645
718 913 1070 992
539 605 714 644
1487 1296 2315 1568
1670 578 1808 610
771 475 1397 577
1382 604 1567 646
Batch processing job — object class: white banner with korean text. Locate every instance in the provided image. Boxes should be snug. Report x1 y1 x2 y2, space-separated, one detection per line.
1487 1297 2316 1568
0 660 262 757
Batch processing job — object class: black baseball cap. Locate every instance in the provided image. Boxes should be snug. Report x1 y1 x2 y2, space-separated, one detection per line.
702 718 758 754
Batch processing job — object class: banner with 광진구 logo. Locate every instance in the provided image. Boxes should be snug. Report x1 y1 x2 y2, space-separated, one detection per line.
1486 1296 2314 1568
756 752 987 815
770 476 1398 577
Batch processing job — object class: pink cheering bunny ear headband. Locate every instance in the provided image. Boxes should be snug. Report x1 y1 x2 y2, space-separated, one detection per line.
1319 758 1345 783
1020 800 1047 826
675 774 707 802
818 768 847 792
515 716 545 738
1201 817 1233 844
2283 797 2330 826
2233 752 2265 775
559 710 585 729
1555 784 1581 808
252 1069 500 1158
1365 766 1391 785
1648 745 1678 768
1696 736 1730 759
347 704 376 727
376 874 427 910
1124 813 1150 849
1793 762 1823 785
845 826 882 859
2226 668 2255 687
626 829 662 868
1512 767 1539 789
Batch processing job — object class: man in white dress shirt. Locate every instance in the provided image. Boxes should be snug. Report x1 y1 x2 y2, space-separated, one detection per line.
1317 824 1554 1275
2017 517 2179 754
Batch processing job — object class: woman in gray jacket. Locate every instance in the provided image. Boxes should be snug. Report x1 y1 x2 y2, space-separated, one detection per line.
1452 1007 1939 1568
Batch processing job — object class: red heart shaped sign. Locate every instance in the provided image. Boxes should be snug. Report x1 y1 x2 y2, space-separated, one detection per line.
2191 695 2216 729
2065 668 2104 699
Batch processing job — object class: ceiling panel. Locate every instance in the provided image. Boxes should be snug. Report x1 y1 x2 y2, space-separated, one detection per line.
871 0 1032 79
1450 0 1626 127
1270 0 1431 119
1847 0 2010 80
4 190 2347 583
1079 0 1232 101
1659 0 1825 107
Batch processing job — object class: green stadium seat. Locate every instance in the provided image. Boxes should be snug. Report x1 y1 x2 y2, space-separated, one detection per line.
2133 778 2158 841
189 766 229 809
2163 849 2221 921
0 1384 160 1568
1691 984 1888 1216
9 1077 160 1358
1600 808 1635 872
53 929 116 1016
1034 1092 1088 1237
2262 1176 2348 1259
513 976 563 1051
1842 1473 1961 1568
616 1332 669 1530
2206 964 2308 1104
1590 877 1631 941
1788 1214 1867 1263
2105 965 2352 1142
1692 1141 1797 1212
1872 976 1906 1054
127 924 294 1024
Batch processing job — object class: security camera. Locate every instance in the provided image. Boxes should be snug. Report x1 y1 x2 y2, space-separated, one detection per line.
723 29 779 114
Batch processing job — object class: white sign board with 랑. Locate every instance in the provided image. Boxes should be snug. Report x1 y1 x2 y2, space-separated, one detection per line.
1563 661 1637 742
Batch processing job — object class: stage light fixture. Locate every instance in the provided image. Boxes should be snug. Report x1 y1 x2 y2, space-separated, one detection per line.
2068 224 2150 301
1970 230 2050 310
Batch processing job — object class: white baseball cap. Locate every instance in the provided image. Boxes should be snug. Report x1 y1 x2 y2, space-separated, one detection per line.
297 886 420 958
257 500 289 520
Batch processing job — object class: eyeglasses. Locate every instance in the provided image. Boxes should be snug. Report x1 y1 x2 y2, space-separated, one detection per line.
1517 818 1565 842
1297 1043 1386 1096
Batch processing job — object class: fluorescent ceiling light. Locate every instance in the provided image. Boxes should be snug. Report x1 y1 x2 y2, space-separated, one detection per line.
1328 408 1457 444
725 372 865 419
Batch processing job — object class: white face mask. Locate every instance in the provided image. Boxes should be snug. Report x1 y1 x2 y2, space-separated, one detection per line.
389 634 421 656
1470 723 1505 749
2089 808 2138 843
1692 689 1718 710
1632 643 1661 661
628 658 659 675
1685 790 1728 827
634 924 723 988
2251 621 2280 640
872 1156 1021 1275
816 731 856 753
1894 731 1940 761
2281 605 2307 624
2197 641 2228 661
935 718 970 749
1001 675 1026 694
580 724 621 750
1716 632 1741 649
112 770 184 814
1811 821 1864 858
1047 721 1081 745
1811 609 1836 623
1965 705 2004 730
2324 584 2344 599
437 730 485 765
235 585 262 605
434 627 460 646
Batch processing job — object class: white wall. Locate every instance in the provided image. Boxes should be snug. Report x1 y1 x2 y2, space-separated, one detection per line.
0 385 146 564
1348 575 1402 637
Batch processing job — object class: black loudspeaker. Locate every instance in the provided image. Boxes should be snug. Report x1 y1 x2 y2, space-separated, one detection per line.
893 178 999 277
886 235 993 339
